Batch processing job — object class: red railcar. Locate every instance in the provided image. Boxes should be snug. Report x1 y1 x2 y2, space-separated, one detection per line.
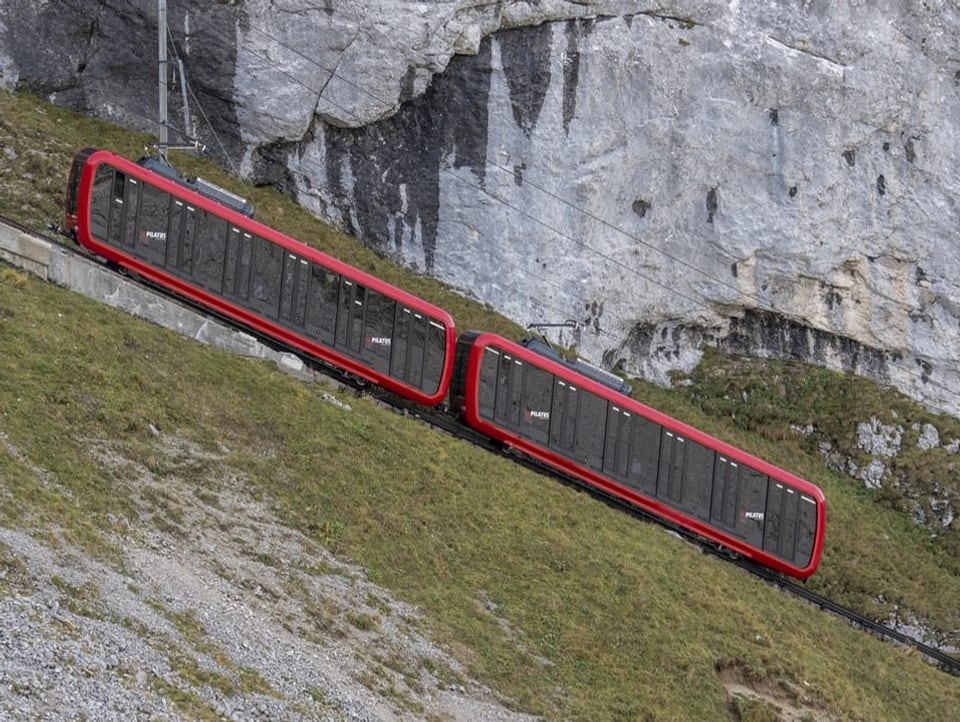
64 149 456 406
451 332 826 579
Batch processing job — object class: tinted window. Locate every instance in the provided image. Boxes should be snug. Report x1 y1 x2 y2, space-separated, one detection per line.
405 311 427 389
90 166 114 241
477 347 499 421
574 391 606 470
305 264 339 345
181 205 197 274
250 236 283 318
223 227 243 298
550 380 579 454
763 482 787 554
421 319 447 394
603 406 633 481
736 466 768 549
291 257 310 328
106 172 129 247
280 253 309 329
794 494 818 567
682 441 715 520
361 289 396 374
195 213 228 292
711 456 742 530
519 364 553 445
626 415 660 496
134 182 169 265
391 307 411 382
121 176 139 249
494 354 523 430
657 431 686 505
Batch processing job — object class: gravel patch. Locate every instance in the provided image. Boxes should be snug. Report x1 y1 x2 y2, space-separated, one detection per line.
0 433 542 721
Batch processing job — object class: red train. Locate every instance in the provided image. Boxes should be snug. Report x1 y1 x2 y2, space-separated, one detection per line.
63 148 826 578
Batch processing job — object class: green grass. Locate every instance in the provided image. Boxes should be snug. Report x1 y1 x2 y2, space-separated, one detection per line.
2 86 960 720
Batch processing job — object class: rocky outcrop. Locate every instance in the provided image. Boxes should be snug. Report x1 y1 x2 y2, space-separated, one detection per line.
4 1 960 416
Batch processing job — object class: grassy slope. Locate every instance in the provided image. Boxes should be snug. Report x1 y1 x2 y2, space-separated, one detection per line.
1 88 958 720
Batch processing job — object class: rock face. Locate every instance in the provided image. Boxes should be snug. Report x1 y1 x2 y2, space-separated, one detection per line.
4 1 960 414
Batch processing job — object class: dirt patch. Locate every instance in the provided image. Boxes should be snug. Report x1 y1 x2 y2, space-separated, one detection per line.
718 659 835 722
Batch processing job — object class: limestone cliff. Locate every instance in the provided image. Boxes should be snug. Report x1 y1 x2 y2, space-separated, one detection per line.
4 0 960 415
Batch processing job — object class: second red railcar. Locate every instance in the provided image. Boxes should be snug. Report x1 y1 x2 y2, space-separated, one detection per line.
452 331 826 579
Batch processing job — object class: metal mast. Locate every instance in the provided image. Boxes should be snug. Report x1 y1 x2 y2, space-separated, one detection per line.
158 0 169 158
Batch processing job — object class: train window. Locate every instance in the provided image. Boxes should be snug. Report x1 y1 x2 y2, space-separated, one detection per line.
573 390 606 470
121 177 139 249
625 415 660 496
250 236 283 318
90 165 114 241
731 466 768 549
549 380 579 455
335 279 362 352
195 213 228 293
494 355 523 430
104 171 124 245
519 364 553 445
657 431 686 506
175 204 198 275
292 258 310 328
360 288 395 374
477 347 499 421
793 495 818 567
780 489 799 559
391 308 411 384
164 200 183 270
763 482 789 555
238 231 254 300
603 406 633 481
351 285 366 354
421 319 447 395
279 253 309 329
107 172 139 248
407 312 427 389
134 182 169 265
305 264 339 345
682 440 715 521
711 457 741 531
280 253 310 328
222 227 242 298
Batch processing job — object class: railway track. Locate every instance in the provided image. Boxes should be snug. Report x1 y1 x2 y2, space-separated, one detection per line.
2 212 958 677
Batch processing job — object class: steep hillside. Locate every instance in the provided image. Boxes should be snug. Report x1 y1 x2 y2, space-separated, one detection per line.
1 88 959 720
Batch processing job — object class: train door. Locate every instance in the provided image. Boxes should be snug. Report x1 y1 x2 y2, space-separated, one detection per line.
519 364 553 446
603 406 633 482
279 252 310 330
493 353 523 430
658 431 686 506
164 199 198 278
624 414 660 497
133 182 170 266
304 263 339 346
102 170 139 251
573 391 606 471
195 213 229 294
709 459 767 549
248 235 284 319
359 288 396 375
764 483 817 567
89 165 115 242
549 379 579 457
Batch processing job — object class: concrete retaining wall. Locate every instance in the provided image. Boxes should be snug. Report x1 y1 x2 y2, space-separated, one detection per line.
0 221 314 382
